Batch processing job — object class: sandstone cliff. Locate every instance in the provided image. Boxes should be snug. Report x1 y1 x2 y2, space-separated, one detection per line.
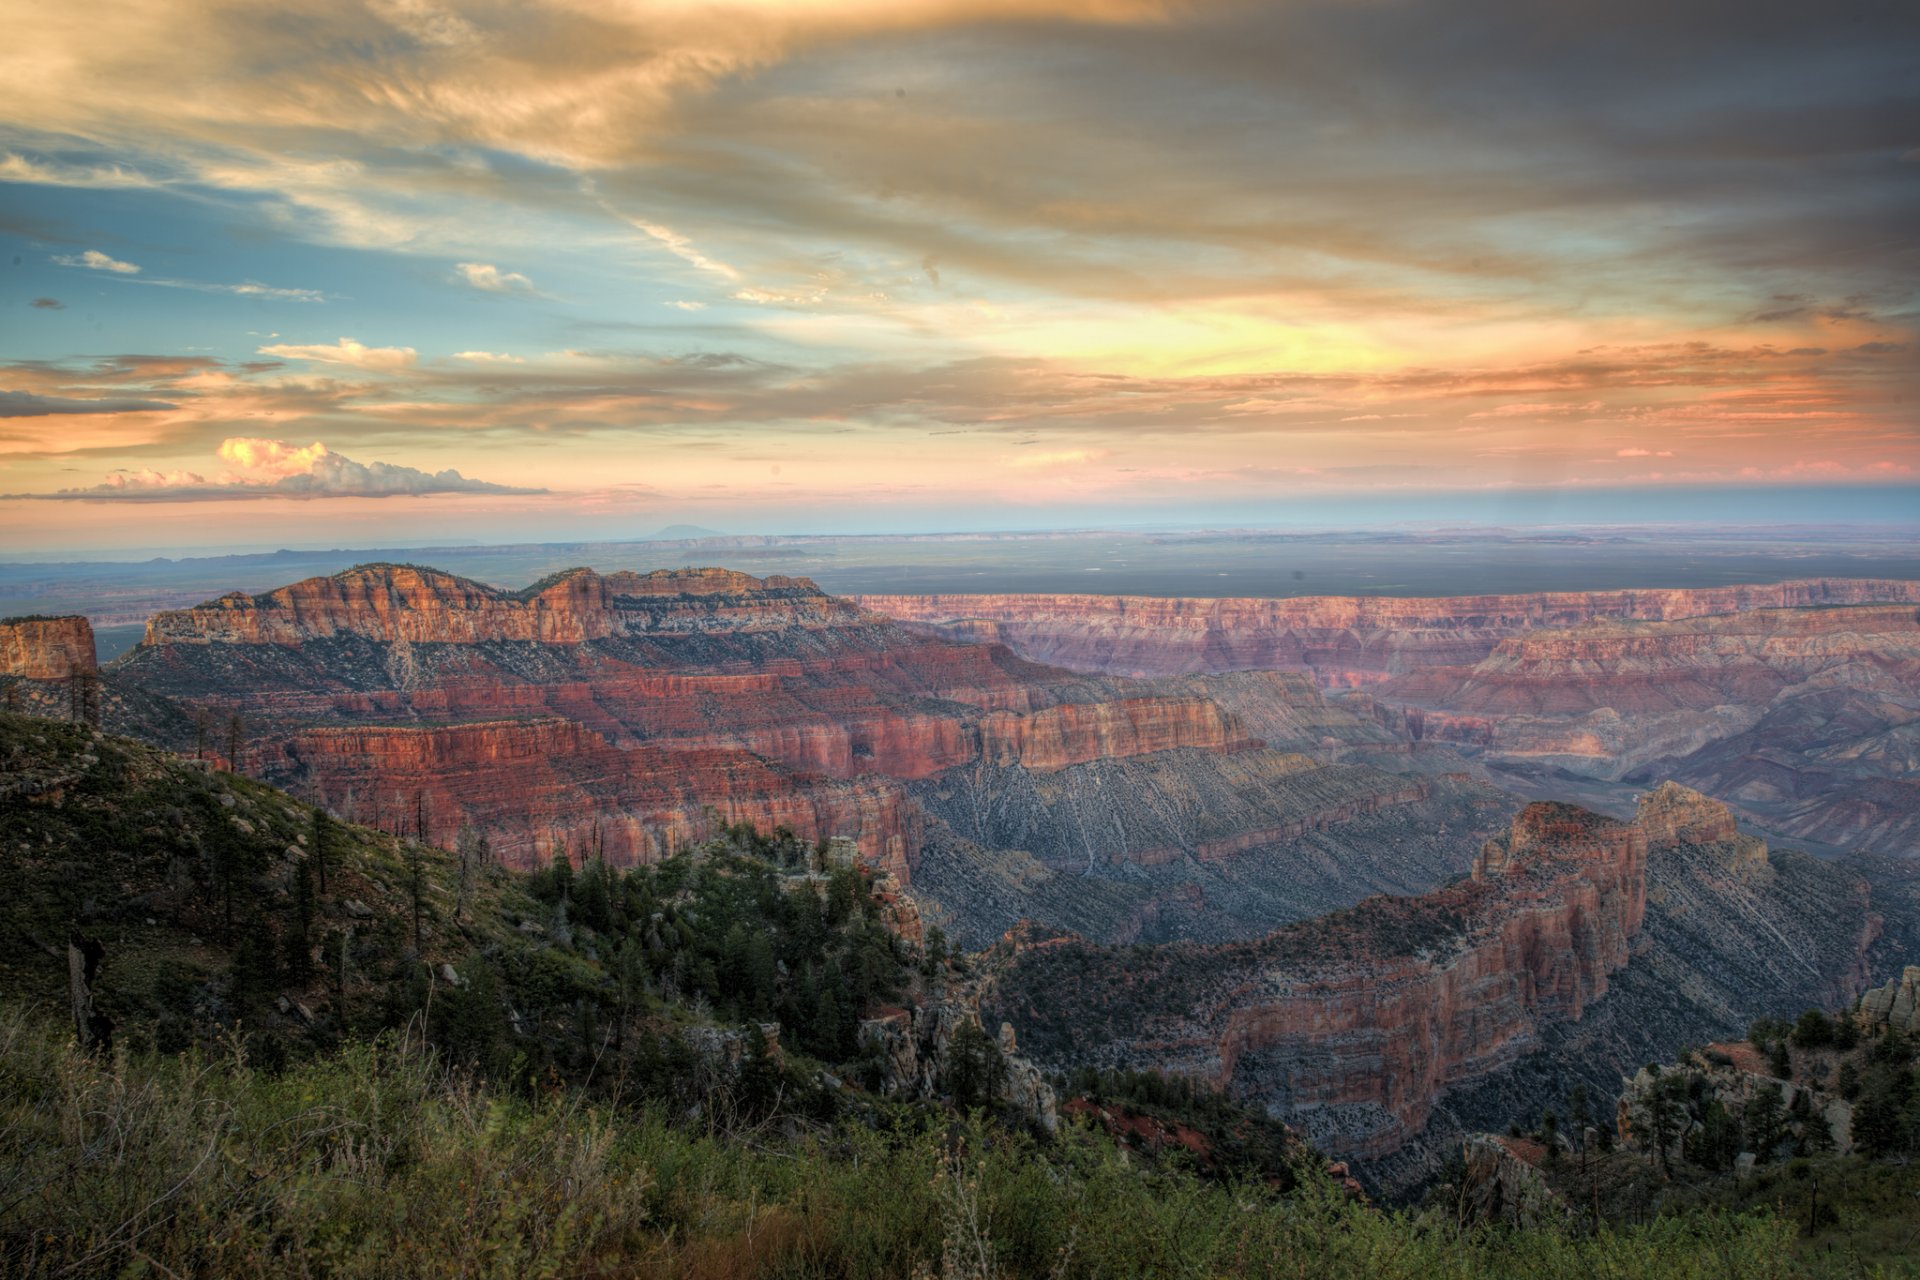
989 798 1654 1158
264 717 923 880
1 615 96 680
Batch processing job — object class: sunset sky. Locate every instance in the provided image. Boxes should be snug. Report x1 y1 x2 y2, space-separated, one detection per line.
2 0 1916 552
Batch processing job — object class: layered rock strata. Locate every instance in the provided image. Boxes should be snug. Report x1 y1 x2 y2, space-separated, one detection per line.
112 565 1493 911
985 785 1866 1162
862 580 1920 685
989 798 1655 1158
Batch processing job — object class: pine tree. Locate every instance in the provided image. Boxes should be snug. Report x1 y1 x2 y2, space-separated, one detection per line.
404 843 427 955
310 806 333 895
455 823 486 923
287 852 316 981
1744 1083 1787 1162
226 712 245 772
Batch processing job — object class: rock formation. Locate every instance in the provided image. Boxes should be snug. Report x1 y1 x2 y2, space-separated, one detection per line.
108 565 1498 929
861 580 1920 684
1 615 96 681
988 798 1652 1158
985 785 1886 1168
1859 967 1920 1034
862 583 1920 857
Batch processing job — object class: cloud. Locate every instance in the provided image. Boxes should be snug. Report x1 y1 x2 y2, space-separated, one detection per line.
216 436 330 477
51 249 325 300
55 249 139 274
257 336 418 372
455 262 534 292
453 350 525 363
664 300 707 311
1007 448 1111 469
20 437 542 500
30 297 63 310
1616 447 1673 458
1 152 156 188
0 390 177 417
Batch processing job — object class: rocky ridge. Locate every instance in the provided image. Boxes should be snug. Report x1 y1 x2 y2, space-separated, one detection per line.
986 784 1889 1171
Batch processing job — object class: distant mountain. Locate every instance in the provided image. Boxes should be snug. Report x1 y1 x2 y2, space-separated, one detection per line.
642 524 727 540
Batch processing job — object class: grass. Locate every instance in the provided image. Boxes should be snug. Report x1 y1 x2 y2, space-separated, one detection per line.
0 1006 1837 1280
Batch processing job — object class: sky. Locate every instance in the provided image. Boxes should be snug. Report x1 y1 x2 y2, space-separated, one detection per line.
0 0 1916 553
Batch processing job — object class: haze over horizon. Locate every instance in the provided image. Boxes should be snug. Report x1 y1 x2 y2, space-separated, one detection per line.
3 0 1916 555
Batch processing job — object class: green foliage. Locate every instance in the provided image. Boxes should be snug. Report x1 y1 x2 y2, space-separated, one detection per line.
1792 1009 1834 1050
0 1010 1817 1280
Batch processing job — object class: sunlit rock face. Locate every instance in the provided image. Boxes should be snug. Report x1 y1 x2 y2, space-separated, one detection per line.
1 615 96 681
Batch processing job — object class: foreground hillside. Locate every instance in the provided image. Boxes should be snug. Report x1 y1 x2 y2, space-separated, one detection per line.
0 713 1850 1278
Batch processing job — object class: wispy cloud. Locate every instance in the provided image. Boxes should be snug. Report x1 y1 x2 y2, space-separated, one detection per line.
56 249 140 274
257 337 418 373
455 262 534 293
1 152 156 189
51 250 327 301
0 390 176 417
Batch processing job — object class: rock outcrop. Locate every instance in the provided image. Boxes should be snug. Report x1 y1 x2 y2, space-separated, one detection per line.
1859 967 1920 1034
986 784 1883 1168
1616 1048 1855 1158
265 717 924 879
1 615 96 681
858 1002 1059 1133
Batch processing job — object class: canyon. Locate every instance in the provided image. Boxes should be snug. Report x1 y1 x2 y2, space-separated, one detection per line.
985 783 1895 1181
863 582 1920 859
12 566 1916 1183
75 564 1505 933
861 579 1920 685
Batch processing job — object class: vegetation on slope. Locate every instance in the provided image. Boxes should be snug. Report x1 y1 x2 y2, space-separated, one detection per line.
0 710 1892 1277
1 1009 1809 1280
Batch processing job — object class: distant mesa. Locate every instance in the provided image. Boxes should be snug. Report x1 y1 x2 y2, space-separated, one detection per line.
642 524 726 541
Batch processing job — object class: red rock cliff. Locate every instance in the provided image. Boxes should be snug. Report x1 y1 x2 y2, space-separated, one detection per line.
0 615 97 680
978 695 1255 771
861 580 1920 684
144 564 863 646
267 717 922 880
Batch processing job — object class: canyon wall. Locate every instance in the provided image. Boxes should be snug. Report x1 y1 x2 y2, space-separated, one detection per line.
264 718 923 880
861 579 1920 685
985 788 1779 1159
1 615 96 681
115 564 1497 910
